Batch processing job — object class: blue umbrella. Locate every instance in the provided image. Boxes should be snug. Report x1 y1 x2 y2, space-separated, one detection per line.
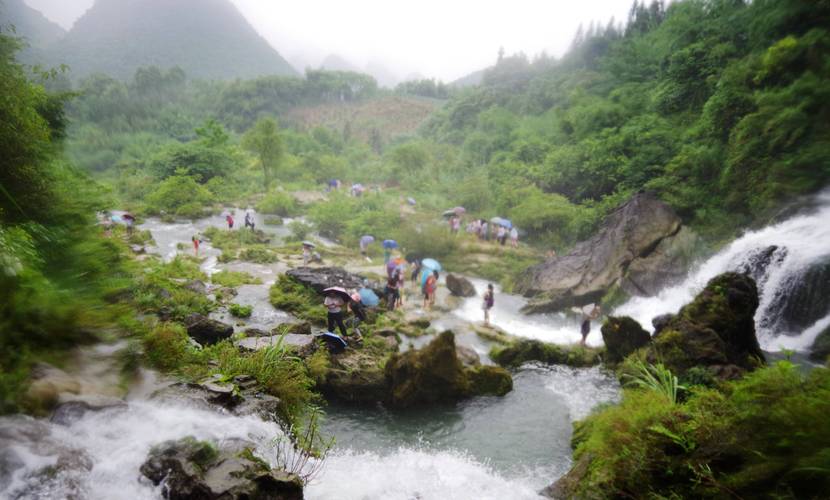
360 235 375 246
383 239 398 249
359 287 380 307
490 217 512 229
421 258 442 272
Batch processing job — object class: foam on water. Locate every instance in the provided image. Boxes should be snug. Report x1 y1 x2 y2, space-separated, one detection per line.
615 190 830 352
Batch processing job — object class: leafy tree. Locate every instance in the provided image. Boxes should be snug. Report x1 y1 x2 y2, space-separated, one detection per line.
242 118 283 190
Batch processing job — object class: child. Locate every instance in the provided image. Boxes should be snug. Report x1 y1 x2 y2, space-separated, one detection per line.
483 283 495 326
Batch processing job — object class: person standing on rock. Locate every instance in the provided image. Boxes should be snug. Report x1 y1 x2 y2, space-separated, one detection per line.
192 234 201 255
483 283 495 326
496 225 507 245
324 291 348 337
510 227 519 248
244 211 255 231
423 270 438 310
580 304 602 346
225 213 234 230
385 267 401 311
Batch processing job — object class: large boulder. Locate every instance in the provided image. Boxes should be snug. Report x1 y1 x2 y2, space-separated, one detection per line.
140 437 303 500
764 257 830 335
317 349 389 404
384 331 512 407
600 316 651 363
621 227 702 297
286 267 379 295
22 363 82 415
647 272 765 377
490 339 602 368
445 274 476 297
184 314 233 346
809 324 830 363
516 192 683 313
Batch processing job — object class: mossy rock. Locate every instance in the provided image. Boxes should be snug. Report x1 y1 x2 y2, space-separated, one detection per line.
601 316 651 364
490 339 602 368
467 365 512 396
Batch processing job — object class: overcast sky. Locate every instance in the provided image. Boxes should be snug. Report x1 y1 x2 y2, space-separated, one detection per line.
24 0 633 82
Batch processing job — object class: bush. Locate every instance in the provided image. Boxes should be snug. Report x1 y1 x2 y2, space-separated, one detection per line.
229 303 253 318
256 190 298 216
288 220 313 241
238 246 278 263
211 270 261 288
143 322 191 371
145 173 213 217
269 275 326 325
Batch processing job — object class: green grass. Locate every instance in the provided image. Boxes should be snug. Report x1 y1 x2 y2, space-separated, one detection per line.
268 275 327 326
229 303 253 318
210 270 262 287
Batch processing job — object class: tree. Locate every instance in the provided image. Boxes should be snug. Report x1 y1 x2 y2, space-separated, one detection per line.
242 117 283 189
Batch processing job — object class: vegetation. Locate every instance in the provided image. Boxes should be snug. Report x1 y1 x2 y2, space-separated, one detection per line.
565 361 830 498
210 269 261 288
228 303 253 318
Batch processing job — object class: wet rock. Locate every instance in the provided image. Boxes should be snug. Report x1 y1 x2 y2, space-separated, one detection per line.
736 245 787 284
809 324 830 363
185 280 207 295
600 316 651 363
236 334 315 352
621 227 703 297
150 381 281 419
273 321 312 336
244 328 270 337
403 311 431 329
473 324 513 344
456 345 481 367
318 349 389 404
286 266 382 296
467 365 512 395
140 437 303 500
516 192 683 313
214 287 237 303
385 331 512 408
446 274 476 297
651 313 675 334
130 244 146 254
646 272 765 377
23 363 82 415
185 314 233 346
51 396 127 426
766 256 830 334
490 339 602 368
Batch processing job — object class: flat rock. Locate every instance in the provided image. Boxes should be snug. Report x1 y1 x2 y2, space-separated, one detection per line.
236 334 315 352
185 314 233 346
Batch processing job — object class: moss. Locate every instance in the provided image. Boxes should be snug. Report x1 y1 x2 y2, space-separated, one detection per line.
211 270 262 288
228 303 253 318
268 275 327 326
467 365 512 396
184 437 219 472
490 339 602 368
238 246 278 263
143 322 191 371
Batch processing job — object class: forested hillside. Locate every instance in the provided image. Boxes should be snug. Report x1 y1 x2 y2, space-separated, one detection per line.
0 0 64 64
38 0 296 81
419 0 830 241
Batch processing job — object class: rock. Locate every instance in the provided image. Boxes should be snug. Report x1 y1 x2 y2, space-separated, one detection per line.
286 266 380 296
809 324 830 363
185 280 207 295
646 272 765 377
184 314 233 346
50 396 126 426
244 328 270 337
318 349 389 404
621 226 703 297
541 452 592 499
140 437 303 500
273 321 312 336
516 192 683 313
456 345 481 367
490 339 602 368
600 316 651 363
215 287 237 303
446 274 476 297
150 382 281 420
23 363 82 415
385 331 512 407
403 311 431 329
736 245 787 283
236 334 315 352
765 256 830 334
651 313 675 335
130 244 146 254
473 324 513 344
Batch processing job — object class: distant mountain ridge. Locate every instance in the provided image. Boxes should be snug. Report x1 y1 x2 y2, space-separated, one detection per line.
0 0 65 63
7 0 298 81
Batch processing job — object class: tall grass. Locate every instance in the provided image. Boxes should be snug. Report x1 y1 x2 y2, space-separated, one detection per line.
622 360 686 404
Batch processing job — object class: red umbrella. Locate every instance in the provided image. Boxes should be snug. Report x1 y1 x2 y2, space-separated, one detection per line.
323 286 352 302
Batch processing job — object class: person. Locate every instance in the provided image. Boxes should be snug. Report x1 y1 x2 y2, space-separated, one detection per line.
480 221 488 241
348 291 366 341
324 292 348 337
451 216 461 235
423 270 438 310
302 244 312 265
385 267 401 311
226 213 234 230
383 247 392 264
123 213 135 235
483 284 495 326
496 225 507 245
410 259 422 286
580 304 602 346
396 260 406 307
510 227 519 248
244 211 255 230
192 234 201 255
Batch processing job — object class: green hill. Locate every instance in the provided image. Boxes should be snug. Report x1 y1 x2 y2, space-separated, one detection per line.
0 0 65 63
45 0 296 81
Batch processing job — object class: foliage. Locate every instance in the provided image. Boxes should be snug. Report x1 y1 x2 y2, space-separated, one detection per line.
269 275 327 326
144 172 213 217
621 359 686 404
228 303 252 318
210 269 261 288
242 118 283 190
256 190 297 216
566 362 830 498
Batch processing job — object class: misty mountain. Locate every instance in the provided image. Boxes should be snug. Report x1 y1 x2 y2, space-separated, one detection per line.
0 0 65 63
44 0 297 81
320 53 359 73
450 68 485 88
365 60 399 88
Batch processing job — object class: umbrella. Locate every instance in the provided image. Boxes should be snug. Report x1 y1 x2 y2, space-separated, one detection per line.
359 287 380 307
122 213 136 221
442 210 456 218
360 235 375 246
323 286 352 303
407 197 416 205
319 332 347 354
421 258 442 272
490 217 513 229
453 206 466 215
110 215 124 224
302 241 316 248
382 239 398 249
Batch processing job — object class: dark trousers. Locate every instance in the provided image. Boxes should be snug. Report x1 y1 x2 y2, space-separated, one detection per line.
327 311 347 336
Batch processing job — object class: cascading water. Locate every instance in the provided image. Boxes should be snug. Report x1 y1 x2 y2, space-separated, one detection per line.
615 189 830 352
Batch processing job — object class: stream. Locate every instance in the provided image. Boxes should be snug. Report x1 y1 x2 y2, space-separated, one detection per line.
3 191 828 498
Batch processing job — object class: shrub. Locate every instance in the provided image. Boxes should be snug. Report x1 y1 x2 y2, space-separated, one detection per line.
269 275 326 325
256 190 298 216
288 220 313 241
143 322 191 371
229 303 253 318
145 173 213 217
211 270 261 288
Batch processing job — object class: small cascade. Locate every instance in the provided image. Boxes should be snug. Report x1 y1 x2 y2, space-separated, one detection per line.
615 189 830 352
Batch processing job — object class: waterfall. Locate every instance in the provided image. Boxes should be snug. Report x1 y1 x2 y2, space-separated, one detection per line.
615 190 830 352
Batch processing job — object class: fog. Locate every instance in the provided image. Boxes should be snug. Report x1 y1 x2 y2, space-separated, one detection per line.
25 0 632 82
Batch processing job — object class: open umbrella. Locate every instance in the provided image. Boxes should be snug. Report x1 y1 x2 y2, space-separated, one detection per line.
302 241 316 248
421 258 442 272
359 287 380 307
382 239 398 249
360 235 375 246
110 215 124 224
490 217 513 229
323 286 352 303
442 210 456 218
318 332 347 354
407 197 416 206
